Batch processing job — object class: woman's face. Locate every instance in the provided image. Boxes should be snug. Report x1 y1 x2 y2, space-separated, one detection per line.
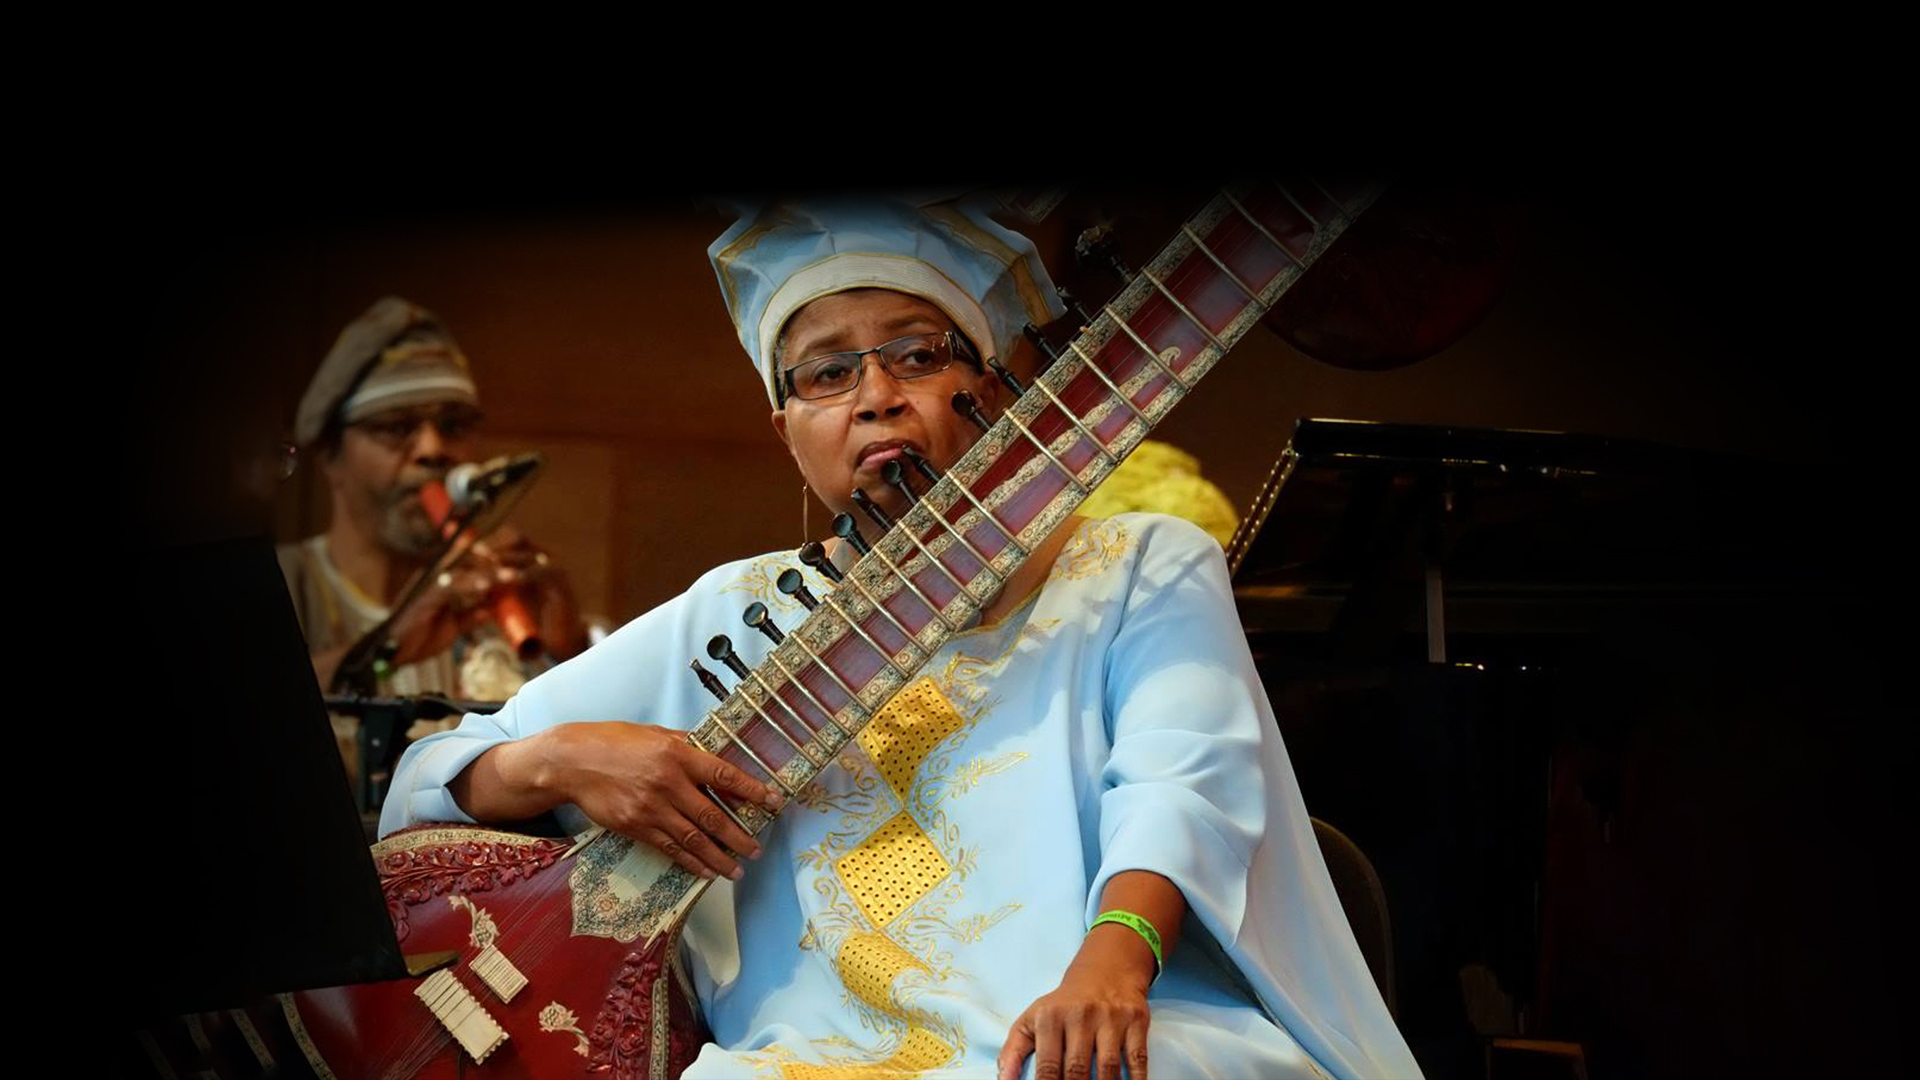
769 289 1004 523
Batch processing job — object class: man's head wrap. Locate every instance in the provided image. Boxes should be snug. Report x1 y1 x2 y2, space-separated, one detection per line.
294 296 479 447
708 194 1066 406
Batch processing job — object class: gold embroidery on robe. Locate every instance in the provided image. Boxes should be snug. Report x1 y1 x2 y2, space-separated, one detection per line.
723 555 810 611
752 618 1058 1077
1047 518 1135 582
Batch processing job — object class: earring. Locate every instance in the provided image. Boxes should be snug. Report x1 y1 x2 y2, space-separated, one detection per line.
802 483 810 542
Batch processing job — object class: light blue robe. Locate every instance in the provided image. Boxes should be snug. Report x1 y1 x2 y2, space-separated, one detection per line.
382 513 1421 1079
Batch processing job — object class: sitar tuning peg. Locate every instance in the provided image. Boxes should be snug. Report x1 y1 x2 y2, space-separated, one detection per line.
689 659 729 702
951 391 993 433
1022 322 1061 363
743 601 784 645
850 488 894 532
986 358 1025 396
898 446 942 485
831 512 872 556
1074 220 1132 281
794 543 841 586
880 460 920 506
706 634 751 679
779 567 823 609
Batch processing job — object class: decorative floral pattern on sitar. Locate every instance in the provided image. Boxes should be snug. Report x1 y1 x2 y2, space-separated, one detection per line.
371 826 569 942
585 948 708 1080
540 1001 591 1057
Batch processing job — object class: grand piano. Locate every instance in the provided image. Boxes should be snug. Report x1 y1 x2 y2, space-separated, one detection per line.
1228 418 1891 1080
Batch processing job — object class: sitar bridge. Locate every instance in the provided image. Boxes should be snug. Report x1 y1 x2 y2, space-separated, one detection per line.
414 967 509 1063
472 942 528 1003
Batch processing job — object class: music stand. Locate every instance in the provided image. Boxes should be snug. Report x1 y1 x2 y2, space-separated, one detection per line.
103 534 410 1021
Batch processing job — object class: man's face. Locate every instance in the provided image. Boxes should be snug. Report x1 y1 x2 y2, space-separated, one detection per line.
323 402 480 556
770 289 1005 523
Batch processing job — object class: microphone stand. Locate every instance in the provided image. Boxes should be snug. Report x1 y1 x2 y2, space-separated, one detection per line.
324 453 545 826
323 693 504 828
329 453 543 697
328 491 494 698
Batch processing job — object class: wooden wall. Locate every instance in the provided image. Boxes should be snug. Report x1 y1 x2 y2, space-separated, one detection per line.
221 181 1874 628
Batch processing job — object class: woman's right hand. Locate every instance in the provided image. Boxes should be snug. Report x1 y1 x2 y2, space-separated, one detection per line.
452 721 784 880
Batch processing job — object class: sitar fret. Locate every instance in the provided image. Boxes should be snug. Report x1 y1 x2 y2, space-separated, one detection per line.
785 633 868 728
738 666 827 767
929 486 1024 559
761 649 846 743
910 501 1005 588
863 542 964 634
871 525 984 616
840 562 930 653
695 710 795 799
889 508 989 602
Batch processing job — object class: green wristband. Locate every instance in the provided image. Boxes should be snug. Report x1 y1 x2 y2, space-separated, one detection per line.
1089 909 1164 976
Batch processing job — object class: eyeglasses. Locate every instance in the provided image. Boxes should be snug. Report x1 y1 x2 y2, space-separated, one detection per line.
349 405 483 448
779 331 975 403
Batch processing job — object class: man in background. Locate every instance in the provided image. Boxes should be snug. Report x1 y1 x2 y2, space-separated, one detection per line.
282 296 588 782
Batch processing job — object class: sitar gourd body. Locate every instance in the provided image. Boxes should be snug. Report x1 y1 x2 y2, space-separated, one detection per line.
289 825 708 1079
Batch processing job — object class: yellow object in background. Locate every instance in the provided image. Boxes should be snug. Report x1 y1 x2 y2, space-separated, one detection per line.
1080 440 1240 547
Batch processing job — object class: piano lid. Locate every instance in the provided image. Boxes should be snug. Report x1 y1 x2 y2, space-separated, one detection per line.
1230 418 1861 639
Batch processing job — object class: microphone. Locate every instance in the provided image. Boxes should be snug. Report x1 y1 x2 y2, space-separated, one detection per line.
446 452 544 510
416 462 547 661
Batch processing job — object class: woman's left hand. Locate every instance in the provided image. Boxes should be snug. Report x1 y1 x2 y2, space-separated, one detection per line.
997 926 1155 1080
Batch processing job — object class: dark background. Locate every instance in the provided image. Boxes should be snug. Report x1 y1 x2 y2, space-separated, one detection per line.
118 157 1896 606
104 152 1902 1079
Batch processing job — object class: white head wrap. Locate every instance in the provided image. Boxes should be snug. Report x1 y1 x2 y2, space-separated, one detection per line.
709 193 1065 405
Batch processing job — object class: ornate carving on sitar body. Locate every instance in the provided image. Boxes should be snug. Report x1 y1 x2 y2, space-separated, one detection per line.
372 827 571 942
585 949 694 1080
290 825 709 1078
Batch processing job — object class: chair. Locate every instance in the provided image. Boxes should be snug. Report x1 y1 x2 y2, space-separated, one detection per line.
1311 817 1397 1017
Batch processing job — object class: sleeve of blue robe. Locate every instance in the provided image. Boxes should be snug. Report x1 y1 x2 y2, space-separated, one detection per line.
1087 517 1422 1079
377 560 747 838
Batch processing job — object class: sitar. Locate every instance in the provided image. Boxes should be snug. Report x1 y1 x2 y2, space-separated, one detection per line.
281 179 1382 1080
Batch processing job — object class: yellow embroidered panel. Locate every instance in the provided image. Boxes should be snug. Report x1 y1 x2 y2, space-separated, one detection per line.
763 643 1050 1078
857 677 967 799
777 1026 957 1080
833 811 952 929
835 932 930 1014
885 1027 957 1072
